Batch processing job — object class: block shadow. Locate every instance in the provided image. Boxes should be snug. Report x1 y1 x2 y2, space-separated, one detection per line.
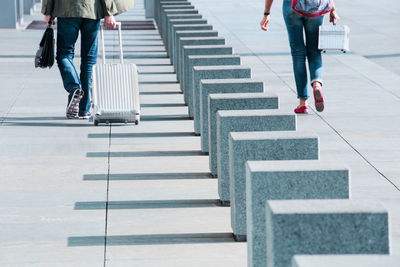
75 199 220 210
88 132 195 138
86 150 207 158
68 232 235 246
83 172 213 181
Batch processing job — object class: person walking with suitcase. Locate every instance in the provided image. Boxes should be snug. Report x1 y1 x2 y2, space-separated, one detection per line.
260 0 339 114
42 0 134 119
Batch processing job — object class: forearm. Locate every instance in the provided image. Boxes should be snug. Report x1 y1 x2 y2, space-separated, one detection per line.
264 0 274 13
41 0 54 15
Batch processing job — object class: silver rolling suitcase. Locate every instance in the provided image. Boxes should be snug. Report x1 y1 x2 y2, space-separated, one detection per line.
318 22 350 53
92 22 140 126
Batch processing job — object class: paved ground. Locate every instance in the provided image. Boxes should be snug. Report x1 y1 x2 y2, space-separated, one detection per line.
0 0 399 266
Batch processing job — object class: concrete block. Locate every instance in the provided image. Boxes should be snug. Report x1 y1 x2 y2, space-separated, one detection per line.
161 9 199 38
156 0 189 23
200 81 268 153
183 55 240 105
180 45 233 105
191 66 252 129
208 92 279 176
167 19 208 55
174 30 219 72
266 199 390 267
161 6 196 40
246 161 350 267
292 255 399 267
217 110 297 203
229 131 319 239
176 38 226 81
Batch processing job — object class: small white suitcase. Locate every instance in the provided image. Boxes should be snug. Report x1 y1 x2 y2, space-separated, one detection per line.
318 23 350 53
92 22 140 126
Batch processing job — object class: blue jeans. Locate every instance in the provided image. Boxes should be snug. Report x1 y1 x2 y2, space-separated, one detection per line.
283 0 324 99
56 18 100 113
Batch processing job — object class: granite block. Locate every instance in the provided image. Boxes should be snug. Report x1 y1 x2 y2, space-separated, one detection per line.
174 30 219 72
246 161 350 267
229 131 320 238
208 92 279 176
164 14 204 44
201 81 267 152
217 110 297 202
167 19 208 57
181 45 233 105
175 37 226 81
292 255 399 267
184 55 241 106
266 199 390 267
155 0 189 24
161 9 199 40
191 66 252 129
161 6 195 41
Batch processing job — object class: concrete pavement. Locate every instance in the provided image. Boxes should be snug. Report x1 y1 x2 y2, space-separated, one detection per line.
0 0 399 266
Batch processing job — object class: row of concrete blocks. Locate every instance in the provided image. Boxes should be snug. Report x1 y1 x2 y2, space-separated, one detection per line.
2 0 38 28
152 1 394 267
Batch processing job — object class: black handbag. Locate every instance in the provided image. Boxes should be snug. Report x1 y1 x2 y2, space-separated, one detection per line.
34 23 55 68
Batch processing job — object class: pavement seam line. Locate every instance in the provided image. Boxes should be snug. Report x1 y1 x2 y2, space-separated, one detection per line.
103 125 112 267
204 11 400 192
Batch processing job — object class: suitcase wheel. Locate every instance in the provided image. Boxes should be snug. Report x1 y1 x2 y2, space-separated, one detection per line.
94 120 99 126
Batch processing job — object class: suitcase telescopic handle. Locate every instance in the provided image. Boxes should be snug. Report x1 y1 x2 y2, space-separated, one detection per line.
100 21 124 64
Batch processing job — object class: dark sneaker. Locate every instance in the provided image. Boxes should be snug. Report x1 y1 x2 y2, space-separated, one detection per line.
66 88 84 119
78 111 91 120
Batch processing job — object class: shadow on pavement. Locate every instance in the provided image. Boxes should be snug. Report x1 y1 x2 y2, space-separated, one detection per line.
75 199 220 210
88 132 194 138
87 150 207 157
68 232 235 246
83 172 213 181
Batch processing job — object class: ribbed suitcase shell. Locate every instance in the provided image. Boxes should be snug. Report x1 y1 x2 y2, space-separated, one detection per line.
92 63 140 124
91 23 140 125
318 24 350 52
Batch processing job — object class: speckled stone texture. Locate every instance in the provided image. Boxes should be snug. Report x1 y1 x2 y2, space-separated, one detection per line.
266 199 390 267
200 80 265 152
167 19 208 57
174 30 218 71
229 131 320 238
217 110 297 203
292 255 399 267
160 9 200 44
160 4 195 38
176 37 226 83
185 56 241 108
208 93 279 176
191 66 251 130
246 161 350 267
161 7 197 42
155 0 191 25
181 45 233 106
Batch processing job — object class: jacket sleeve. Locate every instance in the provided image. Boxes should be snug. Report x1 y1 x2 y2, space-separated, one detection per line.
41 0 54 15
100 0 135 17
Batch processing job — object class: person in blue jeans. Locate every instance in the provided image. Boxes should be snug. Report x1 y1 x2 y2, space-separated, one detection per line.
260 0 339 114
42 0 134 119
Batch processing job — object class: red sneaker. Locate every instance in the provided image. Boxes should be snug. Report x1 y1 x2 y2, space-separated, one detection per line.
294 105 309 114
313 85 325 112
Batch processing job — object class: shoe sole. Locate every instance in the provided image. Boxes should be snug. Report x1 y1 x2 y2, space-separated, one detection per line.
66 90 84 119
314 88 325 112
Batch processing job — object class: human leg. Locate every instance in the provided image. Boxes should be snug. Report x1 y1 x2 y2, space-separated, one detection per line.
79 18 100 116
57 18 85 118
283 0 308 101
305 16 325 112
56 18 82 92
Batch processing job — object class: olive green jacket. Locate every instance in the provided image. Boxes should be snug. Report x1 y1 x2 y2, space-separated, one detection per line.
42 0 135 20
